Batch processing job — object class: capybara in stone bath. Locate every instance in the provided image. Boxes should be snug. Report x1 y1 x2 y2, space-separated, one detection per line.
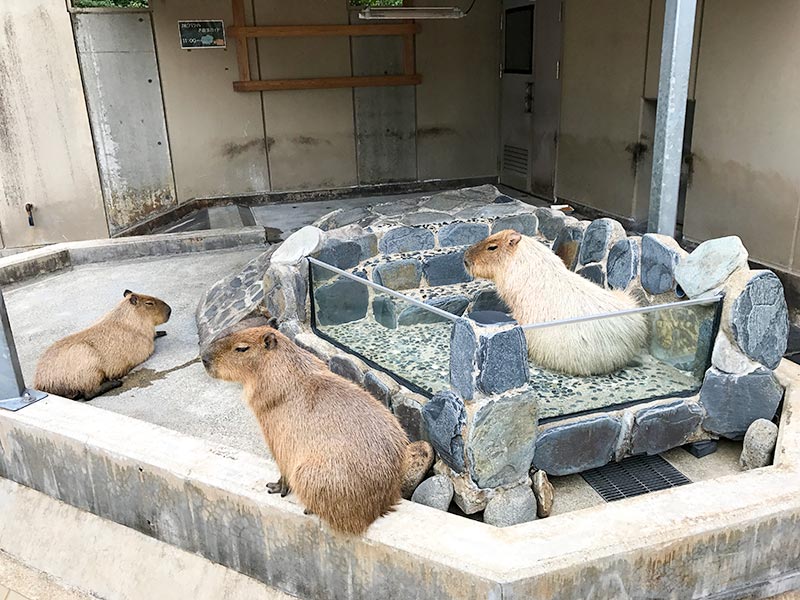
201 325 409 535
34 290 171 400
463 230 647 376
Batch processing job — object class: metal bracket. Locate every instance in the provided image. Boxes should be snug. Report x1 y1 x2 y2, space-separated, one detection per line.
0 389 47 412
0 289 47 412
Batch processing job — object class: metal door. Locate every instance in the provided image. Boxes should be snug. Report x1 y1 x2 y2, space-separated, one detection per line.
530 0 563 198
499 1 535 192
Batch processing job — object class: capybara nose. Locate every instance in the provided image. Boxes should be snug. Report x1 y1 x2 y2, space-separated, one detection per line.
166 306 172 320
201 356 210 369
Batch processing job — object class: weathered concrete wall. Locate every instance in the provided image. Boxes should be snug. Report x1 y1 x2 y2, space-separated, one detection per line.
254 0 358 191
151 0 270 203
684 0 800 271
0 1 108 248
415 0 501 181
555 0 652 221
73 12 177 234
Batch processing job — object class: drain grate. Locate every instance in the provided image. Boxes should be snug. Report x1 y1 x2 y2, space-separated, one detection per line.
581 455 692 502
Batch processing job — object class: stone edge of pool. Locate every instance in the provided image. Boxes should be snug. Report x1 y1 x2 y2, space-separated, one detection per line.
0 359 797 599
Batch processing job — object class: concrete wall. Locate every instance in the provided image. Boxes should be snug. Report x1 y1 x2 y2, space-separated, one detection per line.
684 0 800 272
74 12 177 234
0 0 108 248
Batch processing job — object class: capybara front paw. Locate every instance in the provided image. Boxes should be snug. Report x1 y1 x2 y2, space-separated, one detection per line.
303 508 314 516
155 331 167 339
266 477 290 497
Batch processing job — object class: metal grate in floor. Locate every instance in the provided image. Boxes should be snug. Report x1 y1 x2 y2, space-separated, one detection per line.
581 454 692 502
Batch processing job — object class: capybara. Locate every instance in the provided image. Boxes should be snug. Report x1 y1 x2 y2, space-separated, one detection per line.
201 325 409 535
464 230 647 376
34 290 171 400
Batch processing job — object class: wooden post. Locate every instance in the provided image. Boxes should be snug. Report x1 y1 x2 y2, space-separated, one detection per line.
230 0 250 82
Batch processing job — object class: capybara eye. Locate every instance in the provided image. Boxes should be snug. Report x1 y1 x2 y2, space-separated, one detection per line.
145 301 155 306
487 245 498 251
235 346 250 353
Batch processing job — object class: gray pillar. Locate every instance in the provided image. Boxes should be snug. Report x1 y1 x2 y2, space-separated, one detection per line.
647 0 698 237
0 289 46 410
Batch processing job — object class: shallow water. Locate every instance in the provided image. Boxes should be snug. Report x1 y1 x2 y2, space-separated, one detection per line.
318 318 703 419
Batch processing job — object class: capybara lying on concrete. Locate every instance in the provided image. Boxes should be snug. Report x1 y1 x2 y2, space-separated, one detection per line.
201 324 409 535
464 230 647 376
34 290 171 400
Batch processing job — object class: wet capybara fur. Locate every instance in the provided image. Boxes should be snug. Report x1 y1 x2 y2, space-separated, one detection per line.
34 290 171 400
464 230 647 376
202 325 409 535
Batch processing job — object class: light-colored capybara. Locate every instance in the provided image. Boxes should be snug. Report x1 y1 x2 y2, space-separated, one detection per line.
34 290 171 400
201 324 409 535
463 230 647 376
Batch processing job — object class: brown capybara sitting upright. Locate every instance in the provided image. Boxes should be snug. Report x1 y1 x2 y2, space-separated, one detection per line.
202 325 409 535
34 290 171 400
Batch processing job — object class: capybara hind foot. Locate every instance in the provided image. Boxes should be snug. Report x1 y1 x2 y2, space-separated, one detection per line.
82 379 124 401
303 507 314 516
266 476 290 497
155 331 167 339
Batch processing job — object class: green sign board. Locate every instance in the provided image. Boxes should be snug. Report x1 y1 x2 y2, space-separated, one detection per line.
178 20 226 49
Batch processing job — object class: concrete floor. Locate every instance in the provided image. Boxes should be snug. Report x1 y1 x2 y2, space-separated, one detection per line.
6 248 270 460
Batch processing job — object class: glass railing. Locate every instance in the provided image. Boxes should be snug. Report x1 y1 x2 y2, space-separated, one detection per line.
309 258 457 395
309 256 720 420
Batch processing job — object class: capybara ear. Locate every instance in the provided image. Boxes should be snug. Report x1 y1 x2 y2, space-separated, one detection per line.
508 231 522 247
267 317 279 329
128 293 139 306
123 289 133 298
263 332 278 350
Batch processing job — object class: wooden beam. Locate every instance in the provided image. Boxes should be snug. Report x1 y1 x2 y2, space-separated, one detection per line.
228 23 420 39
234 74 422 92
230 0 250 82
402 34 415 76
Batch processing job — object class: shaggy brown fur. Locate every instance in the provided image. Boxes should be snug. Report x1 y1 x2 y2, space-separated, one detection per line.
202 325 409 535
464 230 647 376
400 440 435 499
34 290 171 400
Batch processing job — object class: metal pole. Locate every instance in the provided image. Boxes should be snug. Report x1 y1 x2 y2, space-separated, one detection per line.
0 289 46 411
647 0 698 237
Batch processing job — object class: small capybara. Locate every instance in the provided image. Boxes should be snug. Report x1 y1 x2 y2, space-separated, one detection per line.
34 290 171 400
464 230 647 376
202 325 409 535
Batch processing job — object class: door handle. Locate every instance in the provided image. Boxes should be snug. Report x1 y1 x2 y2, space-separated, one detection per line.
524 82 533 113
25 203 34 227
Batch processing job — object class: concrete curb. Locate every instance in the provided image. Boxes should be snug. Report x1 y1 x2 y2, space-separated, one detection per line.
0 227 268 286
0 360 799 598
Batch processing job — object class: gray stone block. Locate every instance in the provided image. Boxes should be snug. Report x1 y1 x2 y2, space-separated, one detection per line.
607 238 641 290
398 295 470 326
466 393 538 489
534 208 568 240
315 238 362 276
379 226 436 254
577 263 606 287
403 211 453 226
641 233 687 295
470 289 510 313
372 295 398 329
329 355 364 385
364 371 392 407
421 390 466 472
730 271 789 369
552 219 588 271
483 485 537 527
700 367 783 440
629 401 704 456
477 326 529 395
739 418 779 470
675 236 748 298
372 259 422 290
450 319 479 401
423 251 472 286
411 475 454 512
533 415 622 476
491 214 538 237
579 218 625 265
438 222 490 247
262 262 308 324
392 393 428 442
314 278 369 326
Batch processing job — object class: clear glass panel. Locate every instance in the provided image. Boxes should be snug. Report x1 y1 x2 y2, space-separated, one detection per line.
310 261 454 395
517 299 720 421
504 6 534 74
